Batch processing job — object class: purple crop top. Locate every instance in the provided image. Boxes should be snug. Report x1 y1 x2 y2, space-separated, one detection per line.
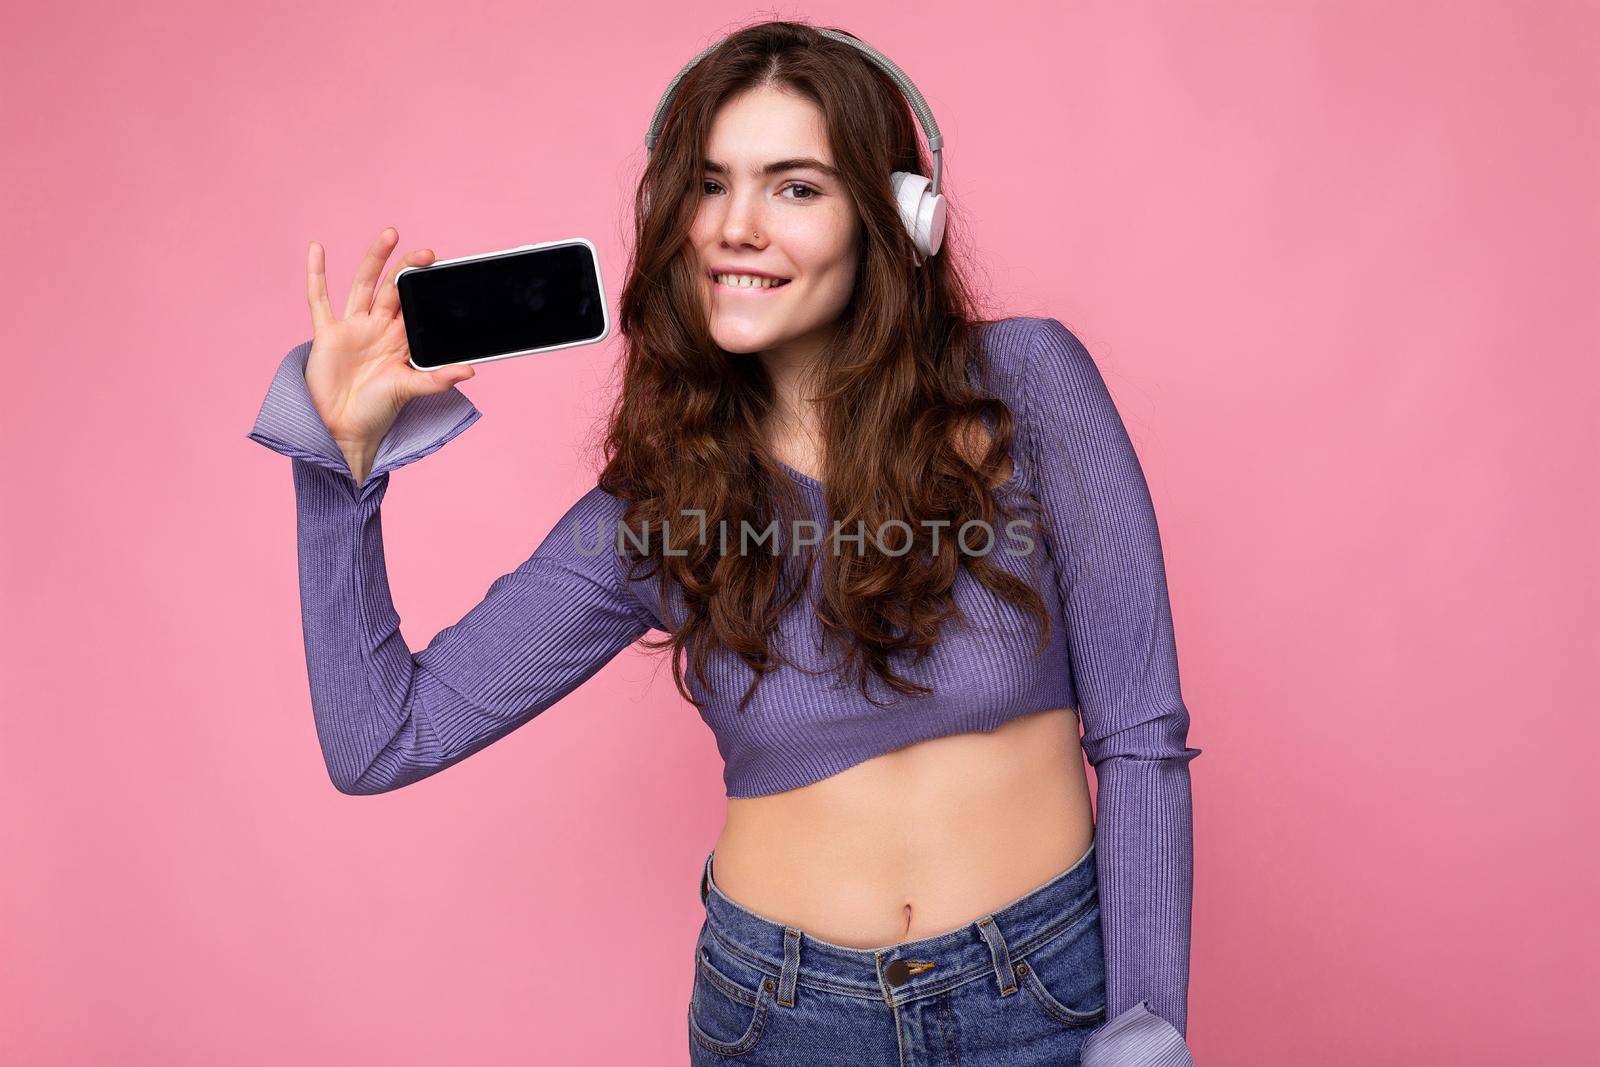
247 316 1200 1063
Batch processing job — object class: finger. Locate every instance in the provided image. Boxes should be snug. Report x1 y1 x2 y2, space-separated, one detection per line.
306 241 335 333
406 361 476 398
343 227 400 319
372 247 435 320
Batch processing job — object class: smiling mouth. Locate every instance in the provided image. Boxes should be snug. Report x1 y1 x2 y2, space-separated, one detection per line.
710 274 793 291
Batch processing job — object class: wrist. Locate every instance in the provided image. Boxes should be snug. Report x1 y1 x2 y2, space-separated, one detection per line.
334 438 380 485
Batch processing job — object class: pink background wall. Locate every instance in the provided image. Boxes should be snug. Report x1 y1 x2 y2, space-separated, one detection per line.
3 1 1595 1062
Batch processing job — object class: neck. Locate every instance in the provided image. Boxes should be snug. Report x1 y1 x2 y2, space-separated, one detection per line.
757 325 834 462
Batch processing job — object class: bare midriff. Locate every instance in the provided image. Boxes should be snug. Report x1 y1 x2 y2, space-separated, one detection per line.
709 705 1095 948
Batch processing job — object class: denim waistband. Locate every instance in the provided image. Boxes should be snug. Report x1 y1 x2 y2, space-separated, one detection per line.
697 840 1098 1007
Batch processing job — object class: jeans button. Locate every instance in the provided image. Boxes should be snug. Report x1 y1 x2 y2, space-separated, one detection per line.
884 958 912 986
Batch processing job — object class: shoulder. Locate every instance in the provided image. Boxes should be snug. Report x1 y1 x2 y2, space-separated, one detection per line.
978 315 1095 378
973 315 1104 418
560 481 633 528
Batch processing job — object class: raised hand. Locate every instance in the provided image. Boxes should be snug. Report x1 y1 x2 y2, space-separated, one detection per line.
303 227 476 483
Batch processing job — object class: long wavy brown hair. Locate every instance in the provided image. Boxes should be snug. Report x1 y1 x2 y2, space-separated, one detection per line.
599 18 1054 713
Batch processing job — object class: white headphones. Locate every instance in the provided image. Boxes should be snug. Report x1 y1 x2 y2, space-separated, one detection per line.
644 28 947 268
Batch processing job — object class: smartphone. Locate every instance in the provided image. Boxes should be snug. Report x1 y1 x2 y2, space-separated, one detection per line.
396 237 610 370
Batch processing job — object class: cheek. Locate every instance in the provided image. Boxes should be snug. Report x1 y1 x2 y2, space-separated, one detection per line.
688 212 715 247
786 226 858 275
814 212 861 272
799 244 859 289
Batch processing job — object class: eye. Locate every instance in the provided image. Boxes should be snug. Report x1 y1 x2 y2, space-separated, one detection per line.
701 179 822 201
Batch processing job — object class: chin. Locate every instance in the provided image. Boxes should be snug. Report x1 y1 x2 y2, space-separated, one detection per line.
709 320 783 354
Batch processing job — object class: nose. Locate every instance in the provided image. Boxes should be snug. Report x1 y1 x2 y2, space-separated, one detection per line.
718 189 768 249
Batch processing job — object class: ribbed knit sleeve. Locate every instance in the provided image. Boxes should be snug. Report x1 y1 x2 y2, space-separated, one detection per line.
247 341 656 795
1019 319 1202 1064
246 339 482 488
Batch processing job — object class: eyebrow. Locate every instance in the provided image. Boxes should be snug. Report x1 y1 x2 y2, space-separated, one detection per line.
704 157 841 180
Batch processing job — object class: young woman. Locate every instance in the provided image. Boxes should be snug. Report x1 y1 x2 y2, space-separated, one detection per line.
247 21 1200 1067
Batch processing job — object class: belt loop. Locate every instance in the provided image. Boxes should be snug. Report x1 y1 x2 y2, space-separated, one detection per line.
778 927 801 1007
975 914 1018 995
699 852 712 906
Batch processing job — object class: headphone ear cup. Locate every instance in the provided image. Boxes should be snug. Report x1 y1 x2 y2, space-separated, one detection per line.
890 171 947 267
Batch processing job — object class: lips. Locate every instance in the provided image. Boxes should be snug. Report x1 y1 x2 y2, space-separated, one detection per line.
711 274 792 292
708 266 791 282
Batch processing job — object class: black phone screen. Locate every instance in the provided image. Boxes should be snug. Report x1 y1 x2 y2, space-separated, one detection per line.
397 242 607 369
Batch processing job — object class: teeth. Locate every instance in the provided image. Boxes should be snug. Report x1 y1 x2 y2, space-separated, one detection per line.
715 273 789 289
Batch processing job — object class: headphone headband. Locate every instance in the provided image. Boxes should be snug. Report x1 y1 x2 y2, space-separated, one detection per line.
643 27 943 199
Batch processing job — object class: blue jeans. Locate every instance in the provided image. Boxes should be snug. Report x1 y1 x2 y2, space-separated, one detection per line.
690 840 1109 1065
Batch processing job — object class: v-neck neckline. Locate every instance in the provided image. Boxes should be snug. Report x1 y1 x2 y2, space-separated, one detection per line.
775 458 825 490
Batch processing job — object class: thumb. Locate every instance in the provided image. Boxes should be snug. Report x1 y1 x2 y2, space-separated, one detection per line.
407 362 476 397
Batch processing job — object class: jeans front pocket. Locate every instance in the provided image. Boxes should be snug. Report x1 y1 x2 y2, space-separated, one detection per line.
688 928 777 1056
1014 896 1107 1029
